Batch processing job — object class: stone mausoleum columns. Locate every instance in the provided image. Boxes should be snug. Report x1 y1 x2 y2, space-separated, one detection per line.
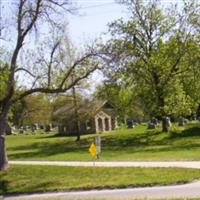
95 111 114 133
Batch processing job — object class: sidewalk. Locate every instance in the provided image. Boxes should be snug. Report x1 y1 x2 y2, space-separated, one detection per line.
10 160 200 168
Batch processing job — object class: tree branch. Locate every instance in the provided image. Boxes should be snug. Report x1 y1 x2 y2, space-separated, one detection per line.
15 68 36 78
11 64 98 104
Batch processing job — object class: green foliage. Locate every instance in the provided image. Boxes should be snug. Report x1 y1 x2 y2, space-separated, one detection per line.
96 83 146 121
9 99 26 126
12 94 53 126
0 62 9 101
104 1 200 118
52 95 73 112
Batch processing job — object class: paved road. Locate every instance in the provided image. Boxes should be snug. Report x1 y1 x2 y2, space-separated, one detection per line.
4 181 200 199
10 160 200 168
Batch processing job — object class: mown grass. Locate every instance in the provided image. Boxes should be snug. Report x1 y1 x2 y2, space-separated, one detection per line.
1 165 200 195
6 122 200 161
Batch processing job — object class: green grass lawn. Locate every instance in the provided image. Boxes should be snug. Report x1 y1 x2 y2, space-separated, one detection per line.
6 122 200 161
1 165 200 195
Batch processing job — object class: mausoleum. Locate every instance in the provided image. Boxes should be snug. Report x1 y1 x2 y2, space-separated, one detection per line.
53 100 117 135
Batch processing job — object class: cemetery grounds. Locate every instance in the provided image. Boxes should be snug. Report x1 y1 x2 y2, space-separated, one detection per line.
2 122 200 197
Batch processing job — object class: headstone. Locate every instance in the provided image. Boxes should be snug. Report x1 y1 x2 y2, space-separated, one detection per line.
178 117 184 126
127 119 133 128
151 117 158 125
45 124 51 132
148 122 156 129
19 127 24 134
31 124 36 133
39 125 44 129
35 123 39 130
166 117 171 127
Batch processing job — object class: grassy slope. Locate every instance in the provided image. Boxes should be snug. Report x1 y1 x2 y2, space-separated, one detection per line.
6 122 200 161
1 165 200 195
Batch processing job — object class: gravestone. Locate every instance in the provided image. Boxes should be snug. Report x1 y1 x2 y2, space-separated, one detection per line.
151 117 158 125
127 119 134 128
45 124 51 132
162 116 171 132
178 117 184 126
31 124 37 133
147 117 158 129
39 125 44 129
166 117 171 127
23 126 27 131
148 122 156 129
19 127 24 134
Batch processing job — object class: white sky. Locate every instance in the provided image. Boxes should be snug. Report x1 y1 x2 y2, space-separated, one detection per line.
66 0 129 94
68 0 185 46
68 0 129 46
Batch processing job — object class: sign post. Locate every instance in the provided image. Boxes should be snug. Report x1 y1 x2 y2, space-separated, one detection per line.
95 135 101 159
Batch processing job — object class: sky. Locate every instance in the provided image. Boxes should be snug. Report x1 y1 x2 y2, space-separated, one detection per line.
68 0 184 46
66 0 129 91
68 0 129 46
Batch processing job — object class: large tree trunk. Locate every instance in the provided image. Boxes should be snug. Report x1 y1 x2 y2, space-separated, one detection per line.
0 107 9 170
162 116 169 132
72 84 81 142
157 92 169 133
0 135 8 170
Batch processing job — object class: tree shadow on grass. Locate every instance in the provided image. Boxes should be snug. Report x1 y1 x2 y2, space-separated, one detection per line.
8 141 89 160
20 181 59 195
102 125 200 155
7 125 200 160
101 129 165 148
169 126 200 139
0 178 9 195
3 181 57 196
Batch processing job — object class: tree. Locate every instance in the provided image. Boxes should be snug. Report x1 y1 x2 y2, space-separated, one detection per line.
95 82 146 123
0 0 101 170
103 0 197 132
9 97 26 127
180 0 200 117
21 94 52 126
0 62 9 101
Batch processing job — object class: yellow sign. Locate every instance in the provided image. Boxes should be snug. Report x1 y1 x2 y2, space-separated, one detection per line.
89 142 96 157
